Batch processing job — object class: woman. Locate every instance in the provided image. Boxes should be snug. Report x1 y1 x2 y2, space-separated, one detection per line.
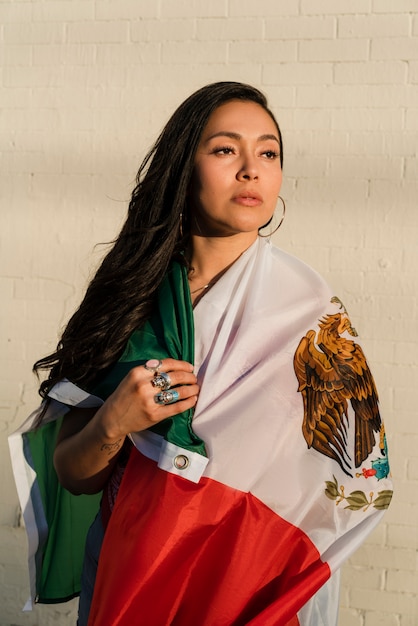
11 82 392 626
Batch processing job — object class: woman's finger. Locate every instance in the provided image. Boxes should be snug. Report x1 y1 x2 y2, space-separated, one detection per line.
146 383 200 422
143 358 194 374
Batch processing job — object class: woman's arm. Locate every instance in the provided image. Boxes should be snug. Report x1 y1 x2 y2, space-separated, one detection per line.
53 359 199 495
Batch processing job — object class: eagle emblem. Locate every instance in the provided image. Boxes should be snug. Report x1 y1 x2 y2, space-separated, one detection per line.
293 298 381 477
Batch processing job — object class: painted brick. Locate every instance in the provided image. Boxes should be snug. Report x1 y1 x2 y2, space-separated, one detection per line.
363 612 402 626
263 62 333 85
131 18 195 42
350 540 417 572
384 132 418 156
371 37 418 60
161 0 227 18
162 40 227 64
397 616 418 626
329 156 403 180
405 157 417 179
338 608 363 625
301 0 372 15
67 21 129 44
13 277 73 301
229 40 297 64
0 1 31 22
329 246 400 273
388 488 417 518
408 458 418 480
229 0 299 17
410 61 418 83
387 524 418 550
341 565 383 590
96 42 161 65
265 16 336 39
373 0 418 12
351 588 418 614
32 43 96 66
0 108 63 133
296 178 368 204
4 150 63 174
3 64 64 88
334 61 407 85
2 44 32 66
298 85 416 108
32 1 94 21
348 131 385 154
332 108 403 130
256 85 296 108
3 21 64 44
394 341 418 367
338 14 410 38
290 129 349 156
390 434 418 459
0 87 32 109
196 18 263 40
380 364 418 391
369 180 418 211
299 39 369 62
292 108 332 130
405 108 418 130
282 155 328 180
132 62 264 94
96 0 161 20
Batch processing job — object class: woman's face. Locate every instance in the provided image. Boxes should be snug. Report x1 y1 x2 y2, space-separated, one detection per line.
189 100 283 240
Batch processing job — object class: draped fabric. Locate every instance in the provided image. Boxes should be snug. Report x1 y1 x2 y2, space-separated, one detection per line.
9 238 392 625
7 262 200 607
8 388 102 607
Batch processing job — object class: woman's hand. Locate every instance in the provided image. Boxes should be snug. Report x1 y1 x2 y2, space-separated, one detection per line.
96 358 199 441
54 359 198 495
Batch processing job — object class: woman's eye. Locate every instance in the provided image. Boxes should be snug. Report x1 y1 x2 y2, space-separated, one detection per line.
213 146 235 155
263 150 279 160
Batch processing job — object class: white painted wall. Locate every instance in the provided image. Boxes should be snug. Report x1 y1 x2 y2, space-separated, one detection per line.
1 1 417 624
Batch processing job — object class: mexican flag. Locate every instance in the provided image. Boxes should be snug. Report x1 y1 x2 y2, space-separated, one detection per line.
10 238 392 625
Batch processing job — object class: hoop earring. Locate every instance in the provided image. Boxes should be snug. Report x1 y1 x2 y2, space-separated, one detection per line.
258 196 286 238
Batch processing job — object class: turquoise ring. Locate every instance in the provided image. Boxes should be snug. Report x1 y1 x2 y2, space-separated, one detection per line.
154 390 180 405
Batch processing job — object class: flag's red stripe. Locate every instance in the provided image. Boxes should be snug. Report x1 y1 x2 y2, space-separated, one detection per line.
88 449 329 626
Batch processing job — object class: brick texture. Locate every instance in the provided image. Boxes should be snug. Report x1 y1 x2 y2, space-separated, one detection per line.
1 1 417 625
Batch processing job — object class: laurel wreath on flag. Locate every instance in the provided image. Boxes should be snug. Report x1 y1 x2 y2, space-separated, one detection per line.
325 475 393 511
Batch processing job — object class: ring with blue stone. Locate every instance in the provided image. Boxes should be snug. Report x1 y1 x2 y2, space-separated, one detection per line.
154 390 180 405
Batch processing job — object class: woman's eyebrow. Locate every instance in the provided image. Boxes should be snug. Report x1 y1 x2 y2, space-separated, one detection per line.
205 131 280 144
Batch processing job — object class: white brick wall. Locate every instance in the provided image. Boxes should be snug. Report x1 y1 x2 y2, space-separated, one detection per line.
1 1 417 624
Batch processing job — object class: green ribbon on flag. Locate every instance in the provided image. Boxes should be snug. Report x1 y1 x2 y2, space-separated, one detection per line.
26 421 101 603
24 260 204 603
92 261 206 456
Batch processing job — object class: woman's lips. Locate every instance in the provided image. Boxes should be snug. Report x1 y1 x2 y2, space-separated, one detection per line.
232 192 263 206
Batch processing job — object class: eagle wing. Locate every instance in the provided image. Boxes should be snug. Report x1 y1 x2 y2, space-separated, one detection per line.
334 340 381 467
294 330 352 475
294 326 382 475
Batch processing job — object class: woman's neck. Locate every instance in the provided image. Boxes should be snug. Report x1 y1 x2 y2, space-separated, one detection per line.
188 232 258 278
187 233 258 305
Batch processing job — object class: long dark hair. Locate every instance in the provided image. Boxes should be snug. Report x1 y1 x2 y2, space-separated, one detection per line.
34 82 283 398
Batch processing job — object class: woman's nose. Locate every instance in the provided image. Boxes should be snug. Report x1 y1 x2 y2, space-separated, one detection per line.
236 155 258 181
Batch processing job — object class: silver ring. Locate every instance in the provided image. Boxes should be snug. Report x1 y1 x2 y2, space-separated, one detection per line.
151 372 172 390
154 390 180 405
144 359 162 373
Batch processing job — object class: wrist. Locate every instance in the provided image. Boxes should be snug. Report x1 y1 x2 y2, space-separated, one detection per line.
92 404 127 447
